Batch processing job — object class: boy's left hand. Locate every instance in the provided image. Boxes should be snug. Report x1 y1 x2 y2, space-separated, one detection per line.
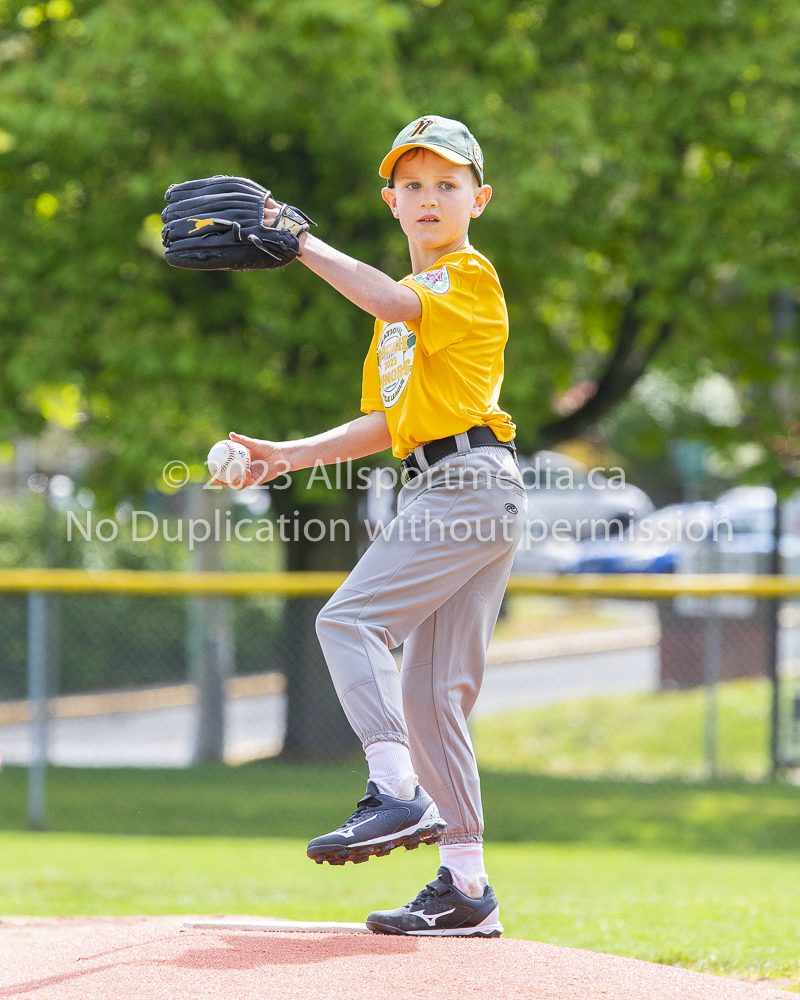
161 175 313 271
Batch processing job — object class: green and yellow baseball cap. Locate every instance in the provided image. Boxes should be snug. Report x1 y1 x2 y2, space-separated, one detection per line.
379 115 484 186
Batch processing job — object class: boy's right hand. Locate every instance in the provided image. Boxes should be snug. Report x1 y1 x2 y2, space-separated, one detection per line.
228 432 291 489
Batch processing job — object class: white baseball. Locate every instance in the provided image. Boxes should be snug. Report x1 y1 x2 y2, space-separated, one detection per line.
207 439 251 490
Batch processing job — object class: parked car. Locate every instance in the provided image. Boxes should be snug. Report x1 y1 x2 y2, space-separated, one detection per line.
572 538 677 574
567 499 697 574
513 452 656 573
680 486 800 574
517 451 654 537
573 487 800 576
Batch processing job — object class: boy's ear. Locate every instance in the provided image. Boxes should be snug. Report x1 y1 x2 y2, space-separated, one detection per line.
381 186 399 218
471 184 492 219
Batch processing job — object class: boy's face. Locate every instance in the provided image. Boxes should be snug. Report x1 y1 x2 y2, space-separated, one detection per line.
381 149 491 255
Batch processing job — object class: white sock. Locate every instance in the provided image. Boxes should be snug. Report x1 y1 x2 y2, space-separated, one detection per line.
439 843 488 898
365 740 417 799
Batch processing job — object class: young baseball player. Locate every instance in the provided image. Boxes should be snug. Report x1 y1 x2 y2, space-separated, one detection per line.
231 116 526 936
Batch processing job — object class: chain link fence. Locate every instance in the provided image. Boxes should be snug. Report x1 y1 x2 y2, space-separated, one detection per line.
1 572 798 827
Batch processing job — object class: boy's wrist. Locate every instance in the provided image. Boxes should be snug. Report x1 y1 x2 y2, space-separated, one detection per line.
277 440 305 472
296 232 331 266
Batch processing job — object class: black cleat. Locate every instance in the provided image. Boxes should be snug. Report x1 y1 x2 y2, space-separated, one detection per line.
306 781 446 866
366 866 503 937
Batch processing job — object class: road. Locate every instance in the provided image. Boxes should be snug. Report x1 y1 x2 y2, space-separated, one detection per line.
472 645 658 717
0 692 286 769
0 645 657 768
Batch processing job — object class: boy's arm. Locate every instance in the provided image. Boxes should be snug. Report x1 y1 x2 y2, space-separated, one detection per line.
230 410 392 487
297 234 421 323
264 197 421 323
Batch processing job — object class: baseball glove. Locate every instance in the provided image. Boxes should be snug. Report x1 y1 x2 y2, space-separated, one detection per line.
161 175 315 271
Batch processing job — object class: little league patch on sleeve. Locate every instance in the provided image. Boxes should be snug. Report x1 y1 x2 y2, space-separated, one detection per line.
411 265 450 295
377 322 416 408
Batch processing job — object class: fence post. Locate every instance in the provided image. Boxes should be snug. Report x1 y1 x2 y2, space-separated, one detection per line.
27 590 48 830
190 596 232 763
767 501 782 778
703 601 721 779
187 486 231 764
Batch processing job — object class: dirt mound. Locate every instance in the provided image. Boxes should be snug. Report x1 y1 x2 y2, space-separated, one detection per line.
0 916 791 999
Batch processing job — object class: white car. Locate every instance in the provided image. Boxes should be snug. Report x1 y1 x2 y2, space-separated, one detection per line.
513 451 655 573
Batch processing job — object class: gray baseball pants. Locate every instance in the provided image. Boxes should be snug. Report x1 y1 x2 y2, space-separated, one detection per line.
315 438 527 844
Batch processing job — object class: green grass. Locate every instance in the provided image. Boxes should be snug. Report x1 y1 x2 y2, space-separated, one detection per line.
493 594 654 641
2 763 800 982
474 678 772 781
3 763 800 852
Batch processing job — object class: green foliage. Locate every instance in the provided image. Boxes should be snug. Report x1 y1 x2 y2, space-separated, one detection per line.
403 0 800 478
0 494 52 567
0 493 286 696
0 0 411 500
0 591 286 697
1 0 799 495
474 678 773 781
0 493 185 570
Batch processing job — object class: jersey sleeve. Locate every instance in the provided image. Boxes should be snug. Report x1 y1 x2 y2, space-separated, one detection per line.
400 257 481 356
360 321 384 414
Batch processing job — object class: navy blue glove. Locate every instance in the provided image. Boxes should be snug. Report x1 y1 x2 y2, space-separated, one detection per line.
161 175 314 271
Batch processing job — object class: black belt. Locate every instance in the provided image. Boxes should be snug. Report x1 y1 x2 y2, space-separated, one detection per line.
401 426 516 478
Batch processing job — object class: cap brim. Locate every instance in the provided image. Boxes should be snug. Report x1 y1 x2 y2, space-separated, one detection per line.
379 142 473 179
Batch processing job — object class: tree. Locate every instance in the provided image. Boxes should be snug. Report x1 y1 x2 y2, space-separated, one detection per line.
3 0 800 483
0 0 413 757
2 0 800 754
398 0 800 481
0 0 414 496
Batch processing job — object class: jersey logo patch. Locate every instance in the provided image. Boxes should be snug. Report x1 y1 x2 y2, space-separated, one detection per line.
378 322 416 409
411 265 450 295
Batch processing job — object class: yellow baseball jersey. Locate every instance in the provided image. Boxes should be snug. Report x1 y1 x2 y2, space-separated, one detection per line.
360 245 515 459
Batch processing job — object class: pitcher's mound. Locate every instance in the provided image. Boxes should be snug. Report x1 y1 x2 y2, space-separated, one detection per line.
0 916 792 999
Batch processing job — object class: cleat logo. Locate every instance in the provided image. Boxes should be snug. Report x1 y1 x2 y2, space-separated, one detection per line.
409 907 456 926
341 815 379 839
188 217 216 233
